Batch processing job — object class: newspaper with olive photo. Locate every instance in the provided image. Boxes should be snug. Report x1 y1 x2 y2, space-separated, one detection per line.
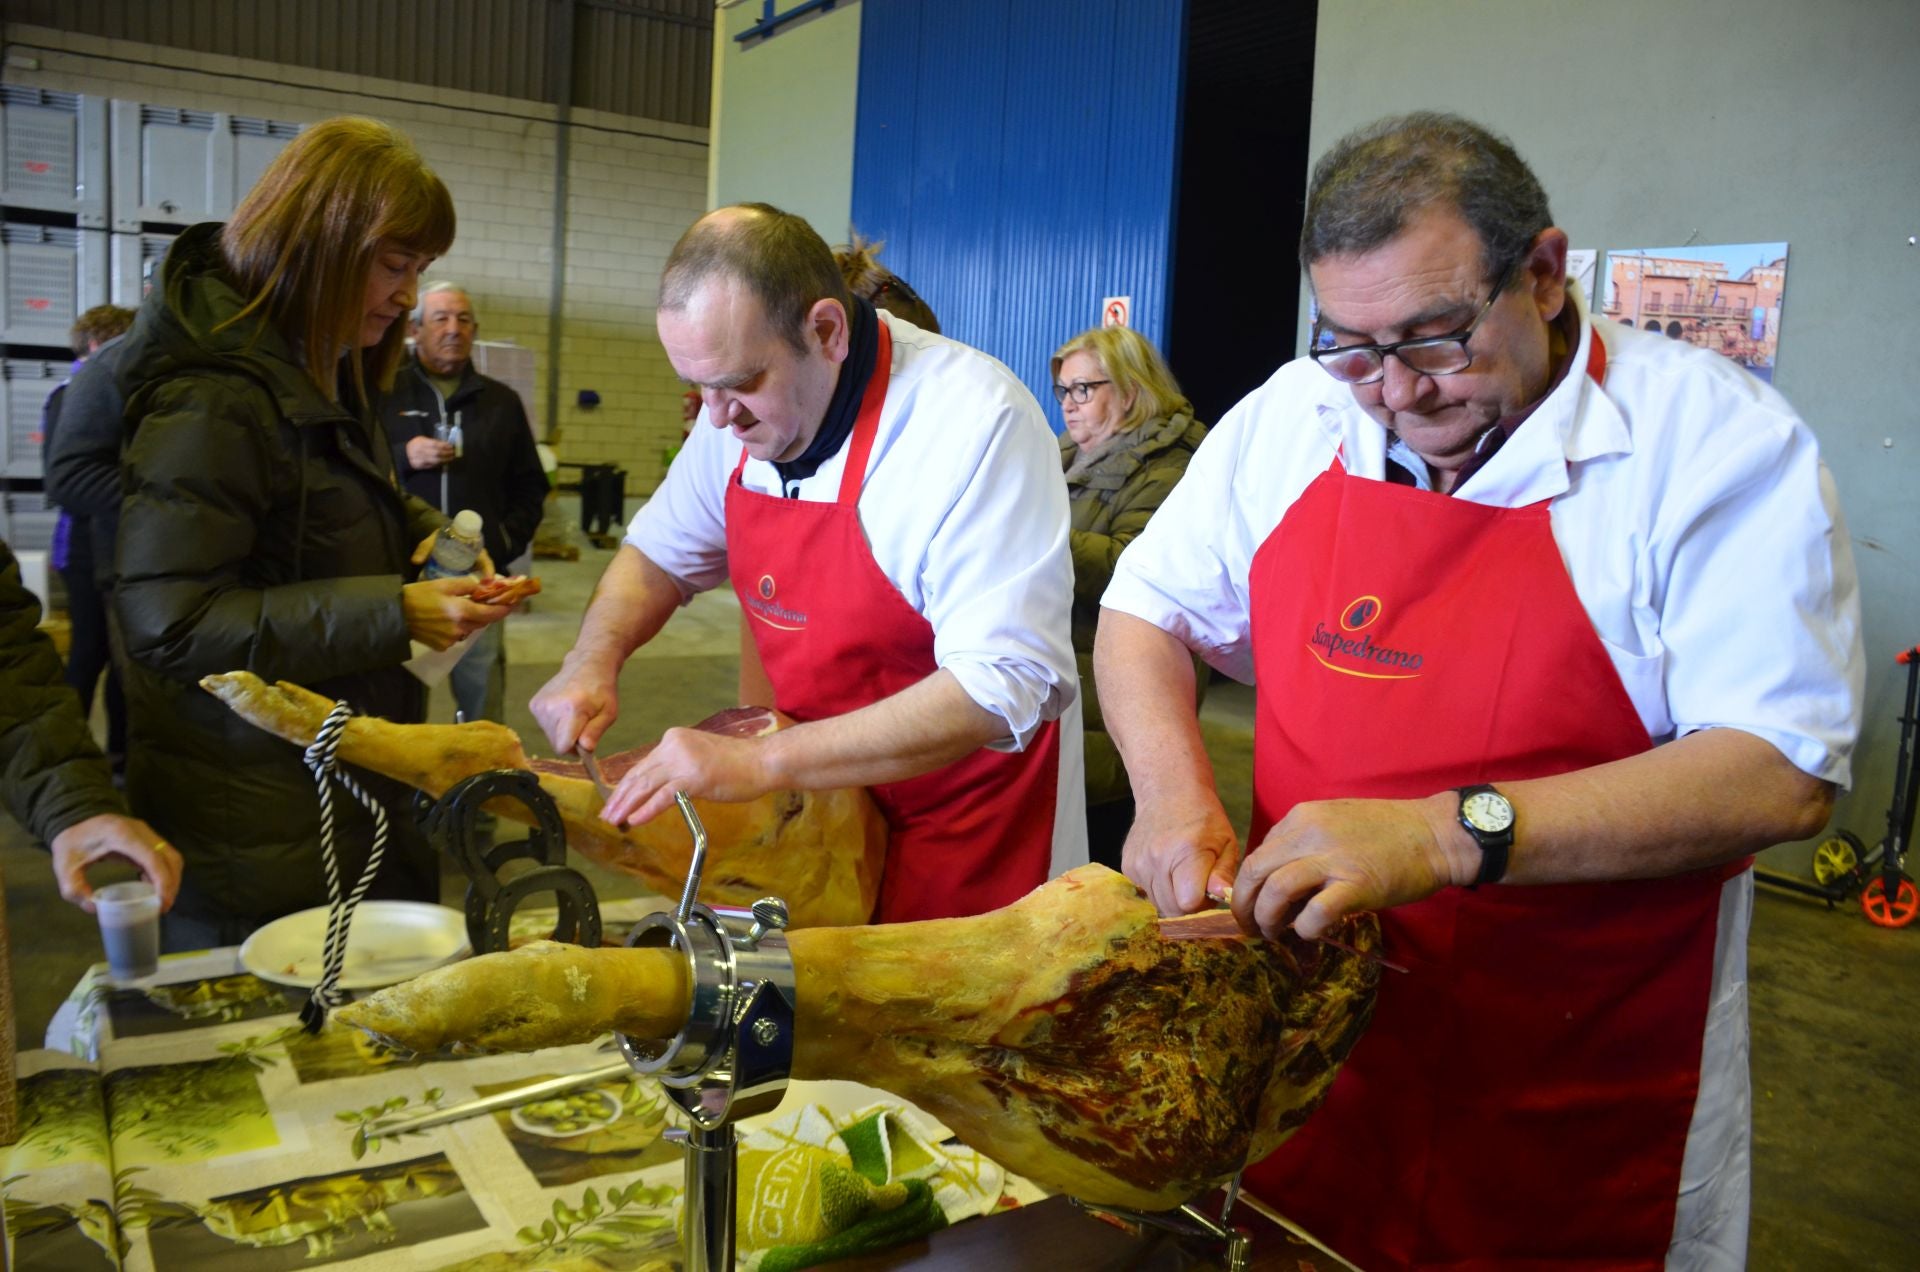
4 951 1028 1270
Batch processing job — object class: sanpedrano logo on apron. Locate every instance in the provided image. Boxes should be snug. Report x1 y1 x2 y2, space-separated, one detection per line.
1307 593 1425 679
745 572 808 631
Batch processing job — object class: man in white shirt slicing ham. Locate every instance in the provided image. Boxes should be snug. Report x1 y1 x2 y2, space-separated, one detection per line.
533 203 1085 923
1097 113 1862 1270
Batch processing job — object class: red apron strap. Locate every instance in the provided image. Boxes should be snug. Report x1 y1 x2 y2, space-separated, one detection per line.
836 321 893 506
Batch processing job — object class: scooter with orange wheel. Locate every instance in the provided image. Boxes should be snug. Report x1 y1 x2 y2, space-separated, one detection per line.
1758 643 1920 927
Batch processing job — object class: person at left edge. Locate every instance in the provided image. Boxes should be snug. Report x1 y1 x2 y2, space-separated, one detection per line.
380 282 548 726
532 203 1086 922
0 537 182 913
112 118 511 952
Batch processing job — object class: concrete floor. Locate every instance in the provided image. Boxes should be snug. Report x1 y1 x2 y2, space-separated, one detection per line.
4 534 1916 1267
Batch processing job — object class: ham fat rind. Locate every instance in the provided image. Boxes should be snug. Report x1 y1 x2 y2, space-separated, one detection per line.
335 864 1381 1210
198 672 886 927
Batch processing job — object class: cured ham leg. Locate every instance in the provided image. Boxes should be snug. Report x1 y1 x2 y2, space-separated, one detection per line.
198 672 886 928
335 864 1381 1210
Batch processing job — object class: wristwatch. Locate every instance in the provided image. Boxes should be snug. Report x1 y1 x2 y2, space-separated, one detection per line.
1456 784 1515 888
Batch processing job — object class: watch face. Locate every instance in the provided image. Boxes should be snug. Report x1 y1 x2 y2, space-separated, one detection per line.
1463 790 1515 834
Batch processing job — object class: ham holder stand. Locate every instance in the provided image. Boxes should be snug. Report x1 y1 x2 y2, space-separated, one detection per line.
614 793 796 1272
427 774 792 1272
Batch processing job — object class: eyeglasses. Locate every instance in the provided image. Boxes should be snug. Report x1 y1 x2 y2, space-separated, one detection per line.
1309 268 1515 386
1052 379 1111 404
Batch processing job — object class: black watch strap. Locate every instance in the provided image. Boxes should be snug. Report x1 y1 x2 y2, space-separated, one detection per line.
1457 784 1514 888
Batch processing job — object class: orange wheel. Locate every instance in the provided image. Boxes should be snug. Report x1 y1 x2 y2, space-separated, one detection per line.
1861 874 1920 928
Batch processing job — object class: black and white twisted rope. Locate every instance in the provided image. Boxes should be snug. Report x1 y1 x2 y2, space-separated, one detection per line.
298 699 389 1032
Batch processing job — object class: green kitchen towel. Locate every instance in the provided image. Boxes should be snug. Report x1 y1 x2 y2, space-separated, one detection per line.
734 1101 1003 1270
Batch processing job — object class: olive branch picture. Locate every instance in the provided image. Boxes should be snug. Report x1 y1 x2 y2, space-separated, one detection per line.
336 1084 449 1159
514 1178 677 1256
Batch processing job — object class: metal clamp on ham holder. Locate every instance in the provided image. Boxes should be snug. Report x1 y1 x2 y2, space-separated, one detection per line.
419 769 603 954
615 792 796 1272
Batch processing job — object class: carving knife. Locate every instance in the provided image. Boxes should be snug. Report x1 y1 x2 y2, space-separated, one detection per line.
577 747 614 803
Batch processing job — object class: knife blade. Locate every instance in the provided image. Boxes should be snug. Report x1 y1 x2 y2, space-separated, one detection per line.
577 747 613 802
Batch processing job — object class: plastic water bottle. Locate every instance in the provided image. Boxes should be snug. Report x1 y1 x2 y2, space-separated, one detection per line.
446 410 464 459
424 509 484 579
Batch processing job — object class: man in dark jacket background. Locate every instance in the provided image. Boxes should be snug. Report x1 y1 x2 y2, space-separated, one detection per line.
381 282 546 725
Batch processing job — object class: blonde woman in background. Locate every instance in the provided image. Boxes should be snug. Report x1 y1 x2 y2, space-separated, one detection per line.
1052 325 1208 868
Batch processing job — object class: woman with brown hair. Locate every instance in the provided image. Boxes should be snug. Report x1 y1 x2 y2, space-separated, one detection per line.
112 117 510 950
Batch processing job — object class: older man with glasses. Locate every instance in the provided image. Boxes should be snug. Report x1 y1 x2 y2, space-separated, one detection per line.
380 282 548 729
1097 112 1862 1269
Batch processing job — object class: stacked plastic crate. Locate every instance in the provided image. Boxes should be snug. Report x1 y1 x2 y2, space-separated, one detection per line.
1 87 109 565
1 88 300 577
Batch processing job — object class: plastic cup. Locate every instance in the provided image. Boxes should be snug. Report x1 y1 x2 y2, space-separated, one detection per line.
95 880 162 980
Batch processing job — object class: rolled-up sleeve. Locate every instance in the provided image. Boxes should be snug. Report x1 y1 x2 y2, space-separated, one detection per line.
625 416 730 600
1650 410 1864 786
918 392 1078 749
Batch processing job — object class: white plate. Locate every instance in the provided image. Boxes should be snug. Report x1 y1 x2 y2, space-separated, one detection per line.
240 902 471 990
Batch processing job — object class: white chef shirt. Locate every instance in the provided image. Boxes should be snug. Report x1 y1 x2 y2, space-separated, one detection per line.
1103 283 1865 787
628 310 1081 752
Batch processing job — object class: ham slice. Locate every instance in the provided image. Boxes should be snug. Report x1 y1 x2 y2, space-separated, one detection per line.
198 672 886 927
468 574 542 607
335 864 1381 1210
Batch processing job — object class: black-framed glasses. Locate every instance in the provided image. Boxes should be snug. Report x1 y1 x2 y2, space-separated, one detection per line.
1309 266 1517 386
1052 379 1111 404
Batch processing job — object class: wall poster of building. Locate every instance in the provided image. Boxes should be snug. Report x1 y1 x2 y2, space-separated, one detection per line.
1601 243 1788 382
1565 249 1598 302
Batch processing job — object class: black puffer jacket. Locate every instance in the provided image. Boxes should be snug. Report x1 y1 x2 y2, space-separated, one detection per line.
0 538 124 844
113 223 445 932
44 334 132 587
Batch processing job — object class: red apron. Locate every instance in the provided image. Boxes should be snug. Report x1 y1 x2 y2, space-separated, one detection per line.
1242 339 1741 1269
725 323 1060 922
